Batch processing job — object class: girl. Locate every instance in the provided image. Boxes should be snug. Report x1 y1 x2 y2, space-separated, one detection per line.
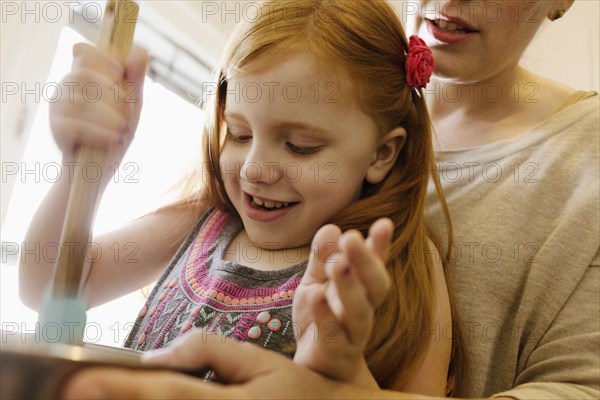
62 0 598 399
21 0 457 395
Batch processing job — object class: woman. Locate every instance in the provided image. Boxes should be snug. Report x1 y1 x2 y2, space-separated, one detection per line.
62 0 598 398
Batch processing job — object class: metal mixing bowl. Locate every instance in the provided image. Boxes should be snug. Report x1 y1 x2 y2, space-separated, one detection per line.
2 332 151 399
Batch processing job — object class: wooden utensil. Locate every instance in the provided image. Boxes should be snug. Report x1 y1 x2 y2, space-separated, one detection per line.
37 0 138 345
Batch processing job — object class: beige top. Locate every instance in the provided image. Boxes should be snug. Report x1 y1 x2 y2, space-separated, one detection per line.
426 92 599 399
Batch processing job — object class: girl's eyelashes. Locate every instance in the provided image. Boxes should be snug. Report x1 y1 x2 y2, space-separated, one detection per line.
226 129 321 155
226 130 252 143
286 142 322 155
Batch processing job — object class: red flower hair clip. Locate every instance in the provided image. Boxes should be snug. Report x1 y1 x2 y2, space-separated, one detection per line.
405 35 435 89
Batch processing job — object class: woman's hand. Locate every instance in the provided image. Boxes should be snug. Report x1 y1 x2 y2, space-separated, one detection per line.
292 219 393 387
50 43 148 183
61 330 507 400
61 331 340 399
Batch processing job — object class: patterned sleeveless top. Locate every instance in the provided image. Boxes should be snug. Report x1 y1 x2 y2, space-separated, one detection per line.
124 209 307 358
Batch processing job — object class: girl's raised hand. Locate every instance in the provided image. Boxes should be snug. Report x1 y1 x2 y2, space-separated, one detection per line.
50 43 148 184
292 218 393 387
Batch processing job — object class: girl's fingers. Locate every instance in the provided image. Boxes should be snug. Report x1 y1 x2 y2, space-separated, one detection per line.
70 44 148 127
60 67 128 113
365 218 393 262
309 284 339 336
302 224 341 285
51 99 129 151
57 95 129 134
72 43 124 83
340 231 391 307
294 225 340 335
324 256 372 346
292 280 324 335
52 119 127 158
124 47 149 96
123 47 149 129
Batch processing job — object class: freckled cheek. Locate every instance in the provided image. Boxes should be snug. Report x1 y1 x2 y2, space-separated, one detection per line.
219 149 243 184
296 160 364 197
295 161 341 187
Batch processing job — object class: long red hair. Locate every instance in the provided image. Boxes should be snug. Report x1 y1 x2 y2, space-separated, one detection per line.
170 0 460 393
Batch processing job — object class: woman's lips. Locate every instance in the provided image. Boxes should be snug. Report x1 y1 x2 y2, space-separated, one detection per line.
425 18 478 45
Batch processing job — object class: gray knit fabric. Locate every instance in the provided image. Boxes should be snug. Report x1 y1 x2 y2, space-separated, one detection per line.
426 92 599 399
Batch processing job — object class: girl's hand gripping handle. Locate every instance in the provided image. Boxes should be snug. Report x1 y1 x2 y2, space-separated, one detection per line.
38 0 143 345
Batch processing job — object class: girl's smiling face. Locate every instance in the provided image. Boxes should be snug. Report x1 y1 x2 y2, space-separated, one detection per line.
220 53 383 249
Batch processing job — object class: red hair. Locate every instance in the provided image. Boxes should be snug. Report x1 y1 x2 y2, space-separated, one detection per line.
171 0 461 393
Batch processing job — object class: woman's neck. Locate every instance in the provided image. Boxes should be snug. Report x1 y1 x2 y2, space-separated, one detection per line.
426 66 576 150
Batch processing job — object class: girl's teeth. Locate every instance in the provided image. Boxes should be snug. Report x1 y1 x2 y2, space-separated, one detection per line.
251 196 291 210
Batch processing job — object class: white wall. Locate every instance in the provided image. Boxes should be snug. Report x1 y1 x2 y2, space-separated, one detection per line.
1 6 68 229
521 0 599 92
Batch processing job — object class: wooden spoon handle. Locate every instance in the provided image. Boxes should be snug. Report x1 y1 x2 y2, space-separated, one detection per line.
50 0 138 298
